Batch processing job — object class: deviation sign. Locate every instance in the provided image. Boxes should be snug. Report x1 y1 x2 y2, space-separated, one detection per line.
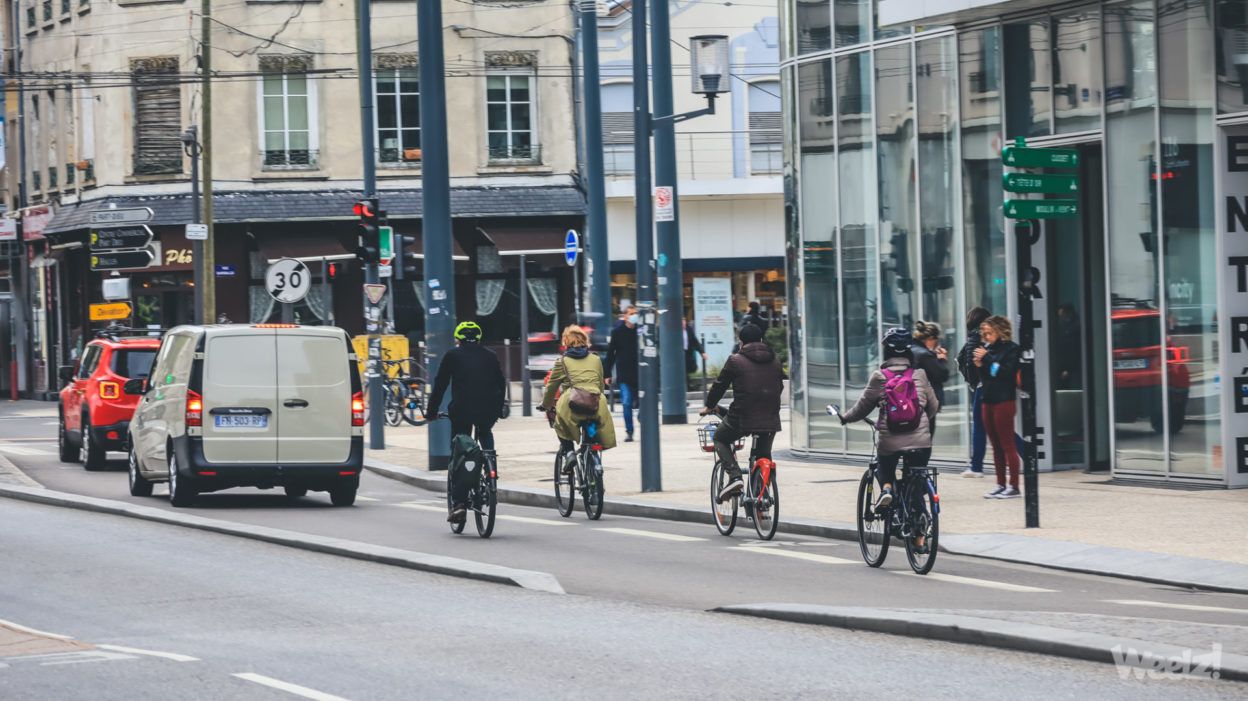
89 302 133 321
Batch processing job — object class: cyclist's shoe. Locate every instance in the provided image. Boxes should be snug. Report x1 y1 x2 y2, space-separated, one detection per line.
560 453 574 476
996 487 1021 499
874 487 894 512
447 504 467 523
984 485 1007 499
717 476 744 502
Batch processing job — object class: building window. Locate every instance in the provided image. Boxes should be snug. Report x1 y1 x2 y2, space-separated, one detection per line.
131 57 182 175
65 162 75 186
59 0 69 15
41 0 51 22
748 81 782 175
26 5 35 28
375 59 420 166
48 166 57 189
602 112 634 175
260 55 317 168
31 170 41 192
486 73 538 162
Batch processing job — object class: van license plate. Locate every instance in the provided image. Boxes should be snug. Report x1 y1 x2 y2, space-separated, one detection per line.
215 415 268 429
1114 359 1147 370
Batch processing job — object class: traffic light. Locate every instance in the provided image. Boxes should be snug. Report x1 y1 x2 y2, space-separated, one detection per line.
327 261 341 281
393 233 417 280
354 198 381 264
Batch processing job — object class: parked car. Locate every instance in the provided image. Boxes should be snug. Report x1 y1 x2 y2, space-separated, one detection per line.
58 332 161 470
126 324 364 507
1111 308 1190 433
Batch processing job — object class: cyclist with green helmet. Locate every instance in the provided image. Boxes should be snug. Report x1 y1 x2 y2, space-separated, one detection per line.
425 321 508 522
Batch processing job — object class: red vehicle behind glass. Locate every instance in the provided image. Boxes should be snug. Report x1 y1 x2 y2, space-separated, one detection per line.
1111 308 1190 434
58 330 161 470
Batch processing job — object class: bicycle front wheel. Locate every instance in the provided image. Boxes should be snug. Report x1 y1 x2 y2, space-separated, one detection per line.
856 468 888 567
710 461 738 536
750 467 779 541
904 484 939 574
554 451 575 517
475 474 497 538
582 451 604 521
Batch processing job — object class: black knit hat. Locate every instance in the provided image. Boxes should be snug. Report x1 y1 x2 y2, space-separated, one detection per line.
739 323 764 344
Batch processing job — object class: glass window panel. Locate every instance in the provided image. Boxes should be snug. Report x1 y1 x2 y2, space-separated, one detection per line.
288 131 309 151
399 70 419 94
402 129 421 149
1105 0 1163 472
917 35 966 461
513 131 532 148
510 104 531 131
1159 2 1219 476
400 95 420 128
378 95 398 129
264 131 284 151
376 72 397 95
1052 8 1103 133
798 60 840 452
782 65 807 449
286 74 307 96
1215 0 1248 113
287 95 308 130
509 77 531 102
487 76 506 102
263 97 284 130
960 27 1008 316
876 44 918 332
834 0 869 48
262 73 282 96
487 104 508 130
795 0 831 54
1003 19 1052 138
488 132 507 150
837 51 878 454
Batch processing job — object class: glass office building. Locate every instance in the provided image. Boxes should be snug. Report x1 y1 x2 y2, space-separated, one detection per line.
782 0 1248 486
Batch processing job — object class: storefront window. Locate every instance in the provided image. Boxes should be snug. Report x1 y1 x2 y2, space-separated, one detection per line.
1104 0 1163 473
876 44 918 333
796 0 831 55
1003 19 1052 138
1215 0 1248 113
834 0 870 48
1052 7 1103 134
916 35 966 460
837 51 877 453
782 65 807 449
960 27 1008 316
1159 3 1220 476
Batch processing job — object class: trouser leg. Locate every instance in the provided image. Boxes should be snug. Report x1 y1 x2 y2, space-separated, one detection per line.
619 383 635 434
713 422 745 480
970 386 986 472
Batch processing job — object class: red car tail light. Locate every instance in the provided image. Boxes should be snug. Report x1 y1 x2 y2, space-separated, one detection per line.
351 392 365 426
99 381 120 400
186 390 204 427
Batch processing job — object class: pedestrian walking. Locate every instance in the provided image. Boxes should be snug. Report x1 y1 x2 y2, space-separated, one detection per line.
741 301 767 331
910 321 949 438
604 306 640 442
683 318 707 376
957 307 991 477
974 315 1022 499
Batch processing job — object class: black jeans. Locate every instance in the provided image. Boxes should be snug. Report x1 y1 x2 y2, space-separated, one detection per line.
449 415 497 506
713 416 775 480
876 448 932 489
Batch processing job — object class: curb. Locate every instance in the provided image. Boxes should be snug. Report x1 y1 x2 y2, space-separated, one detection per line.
0 484 564 595
716 604 1248 683
0 451 42 488
364 458 860 540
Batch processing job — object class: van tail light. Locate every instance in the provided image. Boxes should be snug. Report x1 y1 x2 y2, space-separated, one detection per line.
186 390 204 427
99 381 120 400
351 392 365 426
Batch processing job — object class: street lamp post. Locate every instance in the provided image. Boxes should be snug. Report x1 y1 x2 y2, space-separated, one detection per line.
180 127 204 325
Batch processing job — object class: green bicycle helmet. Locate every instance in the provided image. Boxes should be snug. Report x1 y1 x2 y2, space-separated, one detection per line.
454 320 483 342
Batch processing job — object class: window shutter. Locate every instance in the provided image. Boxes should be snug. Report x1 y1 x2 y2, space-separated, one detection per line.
749 112 782 145
131 57 181 176
602 112 633 145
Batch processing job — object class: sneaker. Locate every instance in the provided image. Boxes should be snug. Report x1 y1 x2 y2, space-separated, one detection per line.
874 487 894 512
560 453 574 475
447 504 467 523
984 485 1007 499
717 477 744 502
961 469 984 478
996 487 1021 499
625 432 635 443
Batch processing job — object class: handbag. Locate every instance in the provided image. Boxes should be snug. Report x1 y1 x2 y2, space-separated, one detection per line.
560 358 601 416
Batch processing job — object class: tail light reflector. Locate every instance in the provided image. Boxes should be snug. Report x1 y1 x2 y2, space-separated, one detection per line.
351 392 365 426
186 390 204 427
339 470 357 476
198 470 217 476
99 381 120 399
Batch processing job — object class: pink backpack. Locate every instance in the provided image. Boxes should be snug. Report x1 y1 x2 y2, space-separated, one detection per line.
880 368 921 433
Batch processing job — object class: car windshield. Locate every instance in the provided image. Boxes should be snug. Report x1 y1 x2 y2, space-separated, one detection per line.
1112 315 1161 349
111 349 157 379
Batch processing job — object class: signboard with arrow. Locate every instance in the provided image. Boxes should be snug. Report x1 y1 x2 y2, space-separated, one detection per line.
90 226 153 251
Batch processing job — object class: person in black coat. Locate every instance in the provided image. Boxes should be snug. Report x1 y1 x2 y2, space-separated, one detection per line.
910 320 949 439
958 307 991 477
683 318 707 375
973 315 1023 499
604 306 640 441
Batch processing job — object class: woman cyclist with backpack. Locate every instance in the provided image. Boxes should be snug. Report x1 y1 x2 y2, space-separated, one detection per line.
838 328 940 511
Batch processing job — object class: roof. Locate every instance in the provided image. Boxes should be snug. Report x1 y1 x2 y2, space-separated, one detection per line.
45 186 587 234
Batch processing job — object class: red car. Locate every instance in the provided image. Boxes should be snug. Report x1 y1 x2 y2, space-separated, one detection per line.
58 333 161 470
1111 308 1190 433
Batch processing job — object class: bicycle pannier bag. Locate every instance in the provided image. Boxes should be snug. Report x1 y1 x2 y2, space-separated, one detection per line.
880 368 921 433
450 433 484 489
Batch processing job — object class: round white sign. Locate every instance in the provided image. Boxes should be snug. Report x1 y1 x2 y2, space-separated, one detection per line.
265 258 312 304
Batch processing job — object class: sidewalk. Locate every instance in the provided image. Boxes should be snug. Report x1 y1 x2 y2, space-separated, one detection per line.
368 409 1248 568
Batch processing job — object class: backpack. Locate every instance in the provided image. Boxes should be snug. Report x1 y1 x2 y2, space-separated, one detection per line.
880 368 922 433
450 433 484 489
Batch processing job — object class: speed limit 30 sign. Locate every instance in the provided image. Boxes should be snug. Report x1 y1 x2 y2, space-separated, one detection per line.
266 258 312 304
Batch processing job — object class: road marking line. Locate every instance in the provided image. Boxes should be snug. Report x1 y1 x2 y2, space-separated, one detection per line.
595 527 706 542
0 618 74 640
233 673 351 701
897 571 1056 593
0 445 51 456
393 502 574 526
353 495 380 502
96 644 199 662
1105 599 1248 615
731 546 856 565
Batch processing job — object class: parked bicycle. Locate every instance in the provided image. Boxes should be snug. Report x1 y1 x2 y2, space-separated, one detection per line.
553 419 605 520
435 413 498 538
827 404 939 574
700 406 779 540
380 358 428 427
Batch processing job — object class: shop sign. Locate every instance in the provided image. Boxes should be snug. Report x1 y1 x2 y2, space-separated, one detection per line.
162 247 193 266
0 218 16 241
89 302 133 321
21 205 51 241
1219 126 1248 486
693 277 734 371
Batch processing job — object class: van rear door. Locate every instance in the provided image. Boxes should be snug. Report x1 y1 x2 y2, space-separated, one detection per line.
276 329 352 463
202 329 279 464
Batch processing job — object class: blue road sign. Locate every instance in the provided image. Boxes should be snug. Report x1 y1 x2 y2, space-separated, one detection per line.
565 230 579 267
215 264 237 277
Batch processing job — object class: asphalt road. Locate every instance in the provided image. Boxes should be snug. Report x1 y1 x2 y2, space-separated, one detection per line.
5 499 1246 701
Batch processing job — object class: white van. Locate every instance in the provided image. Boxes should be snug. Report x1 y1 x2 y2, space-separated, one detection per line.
126 324 365 507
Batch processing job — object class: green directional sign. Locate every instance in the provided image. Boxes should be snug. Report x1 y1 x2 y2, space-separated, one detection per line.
378 225 394 262
1001 145 1079 169
1003 172 1079 194
1004 199 1078 219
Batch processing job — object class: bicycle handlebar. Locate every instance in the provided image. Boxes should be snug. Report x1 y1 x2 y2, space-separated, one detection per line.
826 404 875 430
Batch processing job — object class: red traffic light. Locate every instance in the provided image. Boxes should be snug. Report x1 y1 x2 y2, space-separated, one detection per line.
353 200 376 218
327 262 339 280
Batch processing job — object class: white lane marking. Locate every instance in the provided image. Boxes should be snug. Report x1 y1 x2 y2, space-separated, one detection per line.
36 651 136 666
96 644 199 662
0 618 74 640
731 546 856 565
1105 599 1248 615
0 445 51 456
233 673 351 701
897 571 1056 593
393 502 574 526
595 527 706 542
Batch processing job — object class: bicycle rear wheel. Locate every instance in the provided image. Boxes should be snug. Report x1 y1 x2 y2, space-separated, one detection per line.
475 472 497 538
403 380 429 426
710 461 738 536
750 467 779 541
383 382 404 427
904 483 939 574
554 451 575 517
856 468 888 567
447 470 465 534
582 451 604 521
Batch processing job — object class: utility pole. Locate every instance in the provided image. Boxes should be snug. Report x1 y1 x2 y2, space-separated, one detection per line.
418 0 455 470
182 126 203 324
10 0 30 398
650 0 687 426
579 0 611 342
519 254 531 416
631 0 661 492
358 0 385 449
200 0 216 324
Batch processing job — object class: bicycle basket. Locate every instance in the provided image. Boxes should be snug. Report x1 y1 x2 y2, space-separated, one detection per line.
697 422 743 453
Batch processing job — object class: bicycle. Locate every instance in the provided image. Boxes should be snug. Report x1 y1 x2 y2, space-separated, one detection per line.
380 359 428 427
700 406 779 540
827 404 940 574
435 413 498 538
552 418 605 520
